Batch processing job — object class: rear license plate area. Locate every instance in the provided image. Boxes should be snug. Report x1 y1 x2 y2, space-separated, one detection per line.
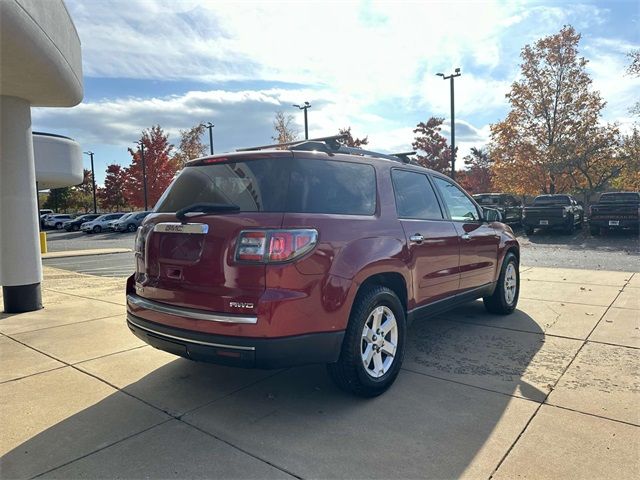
539 220 549 225
609 220 620 226
158 235 204 263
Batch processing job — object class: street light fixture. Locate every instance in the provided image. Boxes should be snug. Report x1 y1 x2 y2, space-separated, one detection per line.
136 140 148 211
203 121 215 155
436 68 462 180
293 101 311 140
82 151 98 213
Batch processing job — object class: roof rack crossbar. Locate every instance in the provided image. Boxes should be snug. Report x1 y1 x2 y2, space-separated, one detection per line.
236 133 413 164
236 134 347 152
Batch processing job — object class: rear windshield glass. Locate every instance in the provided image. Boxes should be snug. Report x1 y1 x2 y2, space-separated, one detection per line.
155 159 290 212
155 157 376 215
474 195 501 205
600 192 640 203
533 195 570 205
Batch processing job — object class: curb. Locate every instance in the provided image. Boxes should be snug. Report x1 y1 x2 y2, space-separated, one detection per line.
42 248 132 259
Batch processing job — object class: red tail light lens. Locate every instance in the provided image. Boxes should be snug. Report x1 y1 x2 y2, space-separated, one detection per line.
236 229 318 263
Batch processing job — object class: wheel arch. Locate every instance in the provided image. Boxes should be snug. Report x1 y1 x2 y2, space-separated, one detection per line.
353 272 408 314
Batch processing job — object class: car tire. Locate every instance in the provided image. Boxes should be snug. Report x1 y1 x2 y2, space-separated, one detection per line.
73 224 80 231
327 286 406 397
483 252 519 315
127 223 137 233
93 225 102 234
55 223 63 230
525 226 534 236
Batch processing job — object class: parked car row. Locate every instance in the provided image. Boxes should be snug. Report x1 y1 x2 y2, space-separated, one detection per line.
471 192 638 236
39 211 152 234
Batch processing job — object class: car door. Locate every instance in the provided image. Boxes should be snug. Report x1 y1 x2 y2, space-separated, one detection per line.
391 169 460 305
431 176 500 292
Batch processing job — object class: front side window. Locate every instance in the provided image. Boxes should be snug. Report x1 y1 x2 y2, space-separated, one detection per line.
391 170 443 220
432 177 480 221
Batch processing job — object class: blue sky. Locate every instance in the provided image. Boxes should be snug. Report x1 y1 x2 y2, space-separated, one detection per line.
33 0 639 185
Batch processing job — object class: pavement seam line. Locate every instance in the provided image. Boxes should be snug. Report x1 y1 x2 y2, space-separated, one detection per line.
31 419 174 479
436 316 640 350
42 288 125 307
542 401 640 428
400 367 542 405
0 365 67 385
521 278 630 287
487 273 633 479
0 312 127 336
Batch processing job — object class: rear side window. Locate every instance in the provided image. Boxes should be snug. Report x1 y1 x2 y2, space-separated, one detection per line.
287 160 376 215
155 159 290 212
391 170 443 220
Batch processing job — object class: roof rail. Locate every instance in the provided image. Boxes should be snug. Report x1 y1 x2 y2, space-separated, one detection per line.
237 134 413 163
236 135 346 152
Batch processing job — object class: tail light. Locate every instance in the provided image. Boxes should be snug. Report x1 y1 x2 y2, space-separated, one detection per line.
134 223 153 256
236 229 318 263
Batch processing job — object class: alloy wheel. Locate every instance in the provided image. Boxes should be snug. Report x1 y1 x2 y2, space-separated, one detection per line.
361 306 398 378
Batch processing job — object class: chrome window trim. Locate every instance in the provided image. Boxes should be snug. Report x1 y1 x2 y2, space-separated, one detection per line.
127 314 255 351
127 294 257 324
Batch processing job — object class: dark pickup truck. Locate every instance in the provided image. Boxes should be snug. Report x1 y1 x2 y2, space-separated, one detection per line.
522 194 584 235
589 192 640 235
473 193 523 224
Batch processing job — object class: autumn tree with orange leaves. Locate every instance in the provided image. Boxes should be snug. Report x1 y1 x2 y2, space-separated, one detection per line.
491 26 618 197
99 164 129 211
412 117 452 174
338 127 369 147
460 147 493 194
612 127 640 191
173 124 208 168
125 125 178 209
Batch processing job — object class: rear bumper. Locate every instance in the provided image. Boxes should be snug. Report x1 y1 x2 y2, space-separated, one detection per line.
589 218 639 229
127 312 345 369
522 217 570 228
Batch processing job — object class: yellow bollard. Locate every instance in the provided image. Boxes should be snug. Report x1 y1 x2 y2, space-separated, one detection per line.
39 231 47 254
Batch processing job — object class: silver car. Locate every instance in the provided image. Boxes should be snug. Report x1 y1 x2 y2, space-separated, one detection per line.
112 211 152 233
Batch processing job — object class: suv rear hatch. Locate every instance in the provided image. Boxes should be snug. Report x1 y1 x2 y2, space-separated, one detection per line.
134 153 292 315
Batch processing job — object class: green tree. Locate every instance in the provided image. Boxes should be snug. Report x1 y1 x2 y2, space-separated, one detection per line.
43 187 73 212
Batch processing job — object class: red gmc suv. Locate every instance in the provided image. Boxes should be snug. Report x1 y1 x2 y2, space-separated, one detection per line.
126 136 520 397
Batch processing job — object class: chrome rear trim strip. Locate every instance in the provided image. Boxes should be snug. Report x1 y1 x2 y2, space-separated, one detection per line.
127 294 257 324
127 314 255 351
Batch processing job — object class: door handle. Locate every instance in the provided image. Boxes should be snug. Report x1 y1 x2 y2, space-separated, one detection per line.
409 233 424 243
461 233 471 241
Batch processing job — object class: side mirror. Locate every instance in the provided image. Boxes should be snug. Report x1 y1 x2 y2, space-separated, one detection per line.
484 207 502 223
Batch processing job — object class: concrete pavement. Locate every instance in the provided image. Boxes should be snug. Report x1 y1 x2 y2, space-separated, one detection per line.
0 266 638 479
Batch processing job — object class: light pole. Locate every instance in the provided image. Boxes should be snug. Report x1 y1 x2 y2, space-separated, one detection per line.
82 151 98 213
136 140 148 211
436 68 461 180
293 101 311 139
204 122 214 155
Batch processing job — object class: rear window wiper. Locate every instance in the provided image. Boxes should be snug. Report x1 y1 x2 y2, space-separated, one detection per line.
176 203 240 222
